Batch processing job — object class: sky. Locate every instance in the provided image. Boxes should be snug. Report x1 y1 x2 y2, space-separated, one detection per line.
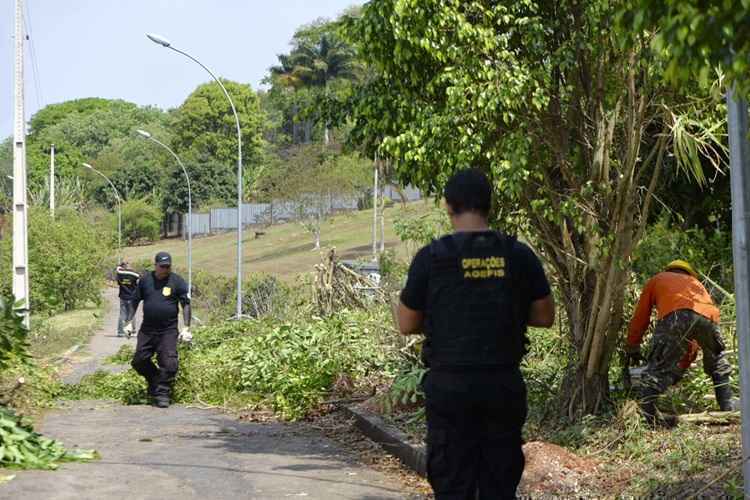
0 0 361 137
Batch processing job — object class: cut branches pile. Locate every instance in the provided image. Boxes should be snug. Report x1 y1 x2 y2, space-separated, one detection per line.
0 406 98 470
313 249 385 316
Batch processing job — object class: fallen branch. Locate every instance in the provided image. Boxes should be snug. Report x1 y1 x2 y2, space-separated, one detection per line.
678 410 740 425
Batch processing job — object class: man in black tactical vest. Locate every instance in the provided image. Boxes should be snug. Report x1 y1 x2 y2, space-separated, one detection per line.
127 252 191 408
398 169 555 499
116 261 140 337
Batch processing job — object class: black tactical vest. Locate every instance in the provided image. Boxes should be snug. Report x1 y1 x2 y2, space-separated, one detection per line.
422 231 524 370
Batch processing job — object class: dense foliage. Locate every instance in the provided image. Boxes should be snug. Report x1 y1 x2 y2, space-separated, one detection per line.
337 0 727 418
623 0 750 98
122 199 162 244
0 209 112 314
68 308 403 420
0 296 30 372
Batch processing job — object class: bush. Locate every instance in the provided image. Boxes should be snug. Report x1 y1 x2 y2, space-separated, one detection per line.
65 308 404 420
235 310 401 419
393 205 450 258
191 271 297 324
0 294 30 371
122 199 161 244
0 208 112 314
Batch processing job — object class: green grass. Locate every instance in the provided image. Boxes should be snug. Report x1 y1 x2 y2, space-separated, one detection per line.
123 203 431 281
28 303 104 359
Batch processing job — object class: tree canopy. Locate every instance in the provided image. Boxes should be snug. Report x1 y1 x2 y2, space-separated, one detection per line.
339 0 725 418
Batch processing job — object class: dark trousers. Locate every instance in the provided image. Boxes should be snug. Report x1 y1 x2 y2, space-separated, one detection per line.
131 328 179 398
423 368 527 500
117 299 133 336
641 309 732 394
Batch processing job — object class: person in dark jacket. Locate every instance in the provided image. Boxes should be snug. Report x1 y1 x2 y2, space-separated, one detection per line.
127 252 191 408
398 169 555 499
116 261 140 338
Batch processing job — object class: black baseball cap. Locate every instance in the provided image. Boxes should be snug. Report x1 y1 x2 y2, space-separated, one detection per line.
155 252 172 266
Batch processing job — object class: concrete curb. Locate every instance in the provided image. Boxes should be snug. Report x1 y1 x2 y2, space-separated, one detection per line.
345 404 427 477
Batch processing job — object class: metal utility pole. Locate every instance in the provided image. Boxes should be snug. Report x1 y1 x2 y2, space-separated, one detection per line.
136 130 193 297
379 161 386 254
727 87 750 498
12 0 30 327
372 153 379 260
147 33 244 319
49 144 55 217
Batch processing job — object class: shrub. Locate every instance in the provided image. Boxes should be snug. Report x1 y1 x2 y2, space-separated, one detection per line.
122 199 161 244
0 208 112 314
237 310 401 419
65 308 403 420
191 271 297 323
393 205 450 258
0 294 30 371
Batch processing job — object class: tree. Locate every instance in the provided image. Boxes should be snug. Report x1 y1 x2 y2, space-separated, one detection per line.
265 145 370 249
0 208 112 313
24 99 168 192
340 0 723 418
622 1 750 98
170 80 266 178
122 199 162 244
269 19 359 145
160 160 235 214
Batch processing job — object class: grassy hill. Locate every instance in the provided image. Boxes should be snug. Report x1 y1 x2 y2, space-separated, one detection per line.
123 201 432 281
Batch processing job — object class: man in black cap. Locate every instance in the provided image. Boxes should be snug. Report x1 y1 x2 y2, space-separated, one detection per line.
116 260 140 337
127 251 191 408
398 169 555 499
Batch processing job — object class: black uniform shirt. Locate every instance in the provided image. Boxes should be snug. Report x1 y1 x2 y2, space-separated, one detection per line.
133 271 190 332
116 267 140 301
401 232 551 318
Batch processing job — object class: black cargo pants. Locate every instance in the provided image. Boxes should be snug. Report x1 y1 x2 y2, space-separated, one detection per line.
423 368 527 500
131 328 179 398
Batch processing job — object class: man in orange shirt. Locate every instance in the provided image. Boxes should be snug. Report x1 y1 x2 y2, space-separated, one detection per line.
625 260 735 424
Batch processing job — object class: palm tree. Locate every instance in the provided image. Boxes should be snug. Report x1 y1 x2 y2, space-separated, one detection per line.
271 33 358 145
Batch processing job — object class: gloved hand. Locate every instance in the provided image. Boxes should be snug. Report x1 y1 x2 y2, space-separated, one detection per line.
123 322 134 337
178 327 192 343
623 344 643 365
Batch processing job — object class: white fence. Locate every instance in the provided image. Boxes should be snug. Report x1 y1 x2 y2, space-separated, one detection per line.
180 186 418 238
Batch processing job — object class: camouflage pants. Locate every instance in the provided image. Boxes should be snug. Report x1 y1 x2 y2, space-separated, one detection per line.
640 309 732 395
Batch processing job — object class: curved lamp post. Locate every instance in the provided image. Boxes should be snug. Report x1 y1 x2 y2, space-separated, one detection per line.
146 33 244 319
82 163 122 263
136 129 192 297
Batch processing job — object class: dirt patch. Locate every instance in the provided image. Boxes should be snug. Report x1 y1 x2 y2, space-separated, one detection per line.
521 441 598 496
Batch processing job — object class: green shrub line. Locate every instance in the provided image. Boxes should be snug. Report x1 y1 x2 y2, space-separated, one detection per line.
64 308 406 420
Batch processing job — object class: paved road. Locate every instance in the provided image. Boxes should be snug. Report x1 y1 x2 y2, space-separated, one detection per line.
62 287 137 384
4 288 410 500
3 401 405 499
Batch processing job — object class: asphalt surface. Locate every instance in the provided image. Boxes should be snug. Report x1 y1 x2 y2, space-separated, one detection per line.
62 287 137 385
3 401 405 499
4 287 408 499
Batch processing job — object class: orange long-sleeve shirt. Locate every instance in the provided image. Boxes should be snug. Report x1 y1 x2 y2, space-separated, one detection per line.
627 271 720 348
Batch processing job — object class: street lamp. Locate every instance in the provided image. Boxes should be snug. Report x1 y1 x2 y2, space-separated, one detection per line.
136 129 192 297
147 32 245 319
82 163 122 263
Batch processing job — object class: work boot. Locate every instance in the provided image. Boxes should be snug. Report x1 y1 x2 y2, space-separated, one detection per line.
713 375 739 411
638 385 679 427
154 395 170 408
